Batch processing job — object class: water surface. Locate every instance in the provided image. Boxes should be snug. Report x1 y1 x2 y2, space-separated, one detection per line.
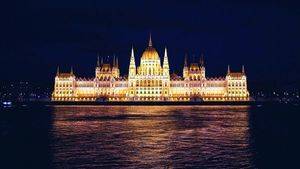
1 105 299 168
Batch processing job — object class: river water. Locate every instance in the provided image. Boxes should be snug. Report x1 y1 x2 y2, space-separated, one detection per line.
1 104 299 168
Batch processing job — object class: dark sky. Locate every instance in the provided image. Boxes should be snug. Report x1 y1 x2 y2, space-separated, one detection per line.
1 0 300 89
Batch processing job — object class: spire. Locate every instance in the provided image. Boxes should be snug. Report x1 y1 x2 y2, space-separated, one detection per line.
163 47 169 69
242 65 245 74
56 66 60 76
227 65 230 74
70 67 74 75
116 57 119 68
200 53 204 67
184 54 188 67
164 47 168 57
113 55 116 67
106 55 109 63
129 46 136 68
101 57 103 65
97 53 100 67
148 33 152 47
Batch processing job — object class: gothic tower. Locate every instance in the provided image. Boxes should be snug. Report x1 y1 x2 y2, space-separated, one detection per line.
112 55 120 78
183 54 189 80
199 53 206 80
163 47 170 77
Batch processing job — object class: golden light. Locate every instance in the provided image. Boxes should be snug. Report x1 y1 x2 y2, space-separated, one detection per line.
52 35 249 102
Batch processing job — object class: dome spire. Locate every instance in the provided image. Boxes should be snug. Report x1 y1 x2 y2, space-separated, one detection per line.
148 32 152 47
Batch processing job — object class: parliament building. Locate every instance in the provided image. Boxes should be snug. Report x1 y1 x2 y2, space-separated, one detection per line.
52 35 249 102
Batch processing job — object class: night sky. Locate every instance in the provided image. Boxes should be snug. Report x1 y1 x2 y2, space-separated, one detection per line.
1 0 300 90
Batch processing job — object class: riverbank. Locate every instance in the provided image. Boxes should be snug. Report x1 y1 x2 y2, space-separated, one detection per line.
4 100 274 106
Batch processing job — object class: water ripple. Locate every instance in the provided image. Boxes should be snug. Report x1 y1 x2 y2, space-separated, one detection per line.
48 106 254 168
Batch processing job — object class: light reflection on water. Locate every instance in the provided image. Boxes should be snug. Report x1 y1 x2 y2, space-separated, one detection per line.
50 106 253 168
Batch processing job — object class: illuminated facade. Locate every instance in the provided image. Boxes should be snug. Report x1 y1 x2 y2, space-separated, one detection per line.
52 35 249 102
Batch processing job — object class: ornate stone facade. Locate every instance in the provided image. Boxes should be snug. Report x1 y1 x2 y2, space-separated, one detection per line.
52 35 249 102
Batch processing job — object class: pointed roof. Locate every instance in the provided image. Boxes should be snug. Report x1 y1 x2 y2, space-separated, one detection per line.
116 57 119 68
164 47 168 58
242 65 245 74
227 65 230 74
226 65 245 77
113 55 116 67
200 53 205 67
142 34 159 61
129 46 136 68
97 53 100 67
163 47 169 68
184 54 188 67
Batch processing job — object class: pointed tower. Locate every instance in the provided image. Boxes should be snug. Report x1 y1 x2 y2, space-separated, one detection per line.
162 47 170 98
113 55 115 67
183 54 189 79
242 65 245 74
70 67 74 75
163 47 170 77
227 65 231 74
199 53 206 79
116 57 119 68
112 55 120 78
200 53 205 67
129 46 136 79
148 33 152 47
128 46 137 99
97 56 100 67
56 66 60 76
184 54 188 67
95 53 102 79
97 52 100 67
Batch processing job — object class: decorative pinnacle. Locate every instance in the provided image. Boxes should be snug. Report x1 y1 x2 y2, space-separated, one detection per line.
130 46 136 67
200 53 204 66
97 53 100 67
56 66 60 76
164 47 168 58
148 33 152 47
113 55 116 67
70 67 73 75
116 57 119 68
227 65 230 74
242 65 245 74
131 46 135 59
163 47 169 68
184 54 188 67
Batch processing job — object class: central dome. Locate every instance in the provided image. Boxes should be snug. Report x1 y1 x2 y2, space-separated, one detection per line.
141 34 160 60
142 46 159 60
